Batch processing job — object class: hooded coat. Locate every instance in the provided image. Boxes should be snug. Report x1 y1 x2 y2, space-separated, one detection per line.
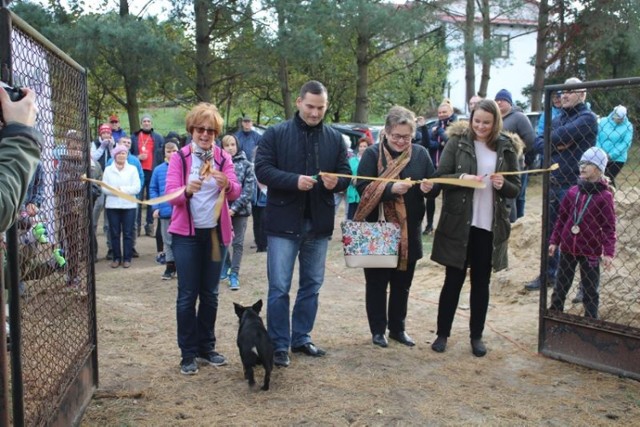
430 121 522 272
596 113 633 163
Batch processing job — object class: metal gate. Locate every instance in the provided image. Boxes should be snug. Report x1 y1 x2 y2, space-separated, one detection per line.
0 7 97 426
537 77 640 380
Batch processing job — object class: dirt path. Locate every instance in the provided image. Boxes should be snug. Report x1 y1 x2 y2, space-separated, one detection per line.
82 183 640 426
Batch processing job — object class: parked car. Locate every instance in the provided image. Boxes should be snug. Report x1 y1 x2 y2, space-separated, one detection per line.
330 123 381 151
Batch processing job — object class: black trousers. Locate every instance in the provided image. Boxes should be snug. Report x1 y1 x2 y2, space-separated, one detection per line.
364 260 417 335
425 198 436 228
550 252 600 319
436 227 492 340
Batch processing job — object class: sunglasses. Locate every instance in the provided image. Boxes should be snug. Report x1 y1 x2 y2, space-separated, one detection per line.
193 126 217 136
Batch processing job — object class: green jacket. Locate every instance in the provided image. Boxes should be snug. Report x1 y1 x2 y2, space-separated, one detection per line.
0 123 43 232
430 122 521 272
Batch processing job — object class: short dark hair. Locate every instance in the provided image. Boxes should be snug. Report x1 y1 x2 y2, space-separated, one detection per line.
299 80 327 99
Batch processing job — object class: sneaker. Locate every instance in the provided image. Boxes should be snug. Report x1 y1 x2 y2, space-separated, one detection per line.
132 248 140 258
220 268 230 281
196 351 227 367
229 273 239 290
155 252 166 265
180 357 198 375
161 269 173 280
274 350 290 368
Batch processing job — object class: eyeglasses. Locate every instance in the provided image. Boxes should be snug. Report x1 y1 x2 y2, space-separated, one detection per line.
559 89 585 96
193 126 217 136
389 133 412 142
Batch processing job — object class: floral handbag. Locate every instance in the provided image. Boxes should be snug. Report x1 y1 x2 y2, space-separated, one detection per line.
340 205 400 268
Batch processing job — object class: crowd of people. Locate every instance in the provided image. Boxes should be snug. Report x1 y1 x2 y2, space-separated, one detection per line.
2 76 628 375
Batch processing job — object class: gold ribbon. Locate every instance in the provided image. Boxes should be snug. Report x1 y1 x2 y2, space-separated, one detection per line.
318 172 487 189
81 175 186 205
83 174 227 261
496 163 559 176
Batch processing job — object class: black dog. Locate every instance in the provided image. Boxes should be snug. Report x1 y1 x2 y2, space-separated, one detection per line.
234 300 273 391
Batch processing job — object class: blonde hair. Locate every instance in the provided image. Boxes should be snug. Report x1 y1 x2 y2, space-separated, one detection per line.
439 98 454 114
221 134 239 148
185 103 224 136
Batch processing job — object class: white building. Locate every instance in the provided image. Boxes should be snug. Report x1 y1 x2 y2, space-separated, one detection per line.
436 0 539 113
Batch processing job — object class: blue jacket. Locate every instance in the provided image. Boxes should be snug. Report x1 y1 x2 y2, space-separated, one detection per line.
149 161 172 219
255 113 351 238
596 113 633 163
534 103 597 188
536 106 562 137
235 129 262 162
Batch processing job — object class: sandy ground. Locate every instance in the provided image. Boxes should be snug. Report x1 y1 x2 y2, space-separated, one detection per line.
81 180 640 426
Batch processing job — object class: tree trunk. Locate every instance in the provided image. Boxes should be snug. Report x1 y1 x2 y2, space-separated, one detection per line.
531 0 550 111
276 3 292 119
478 0 491 98
353 33 369 124
463 0 476 103
194 0 211 102
119 0 129 17
124 77 139 133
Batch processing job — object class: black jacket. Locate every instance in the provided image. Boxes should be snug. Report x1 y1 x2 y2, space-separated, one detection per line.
255 113 351 238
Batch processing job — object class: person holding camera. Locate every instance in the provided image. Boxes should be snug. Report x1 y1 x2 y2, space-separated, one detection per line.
0 85 42 232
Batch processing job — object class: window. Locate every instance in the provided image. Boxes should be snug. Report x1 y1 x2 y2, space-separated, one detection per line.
495 34 510 58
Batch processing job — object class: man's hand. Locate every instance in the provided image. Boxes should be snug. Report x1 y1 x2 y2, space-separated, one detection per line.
0 87 37 126
320 173 338 190
298 175 317 191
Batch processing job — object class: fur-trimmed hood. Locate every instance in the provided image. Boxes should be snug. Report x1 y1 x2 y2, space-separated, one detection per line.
446 120 525 157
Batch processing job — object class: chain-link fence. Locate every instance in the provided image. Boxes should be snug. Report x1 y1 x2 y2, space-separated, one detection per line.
1 8 97 426
538 77 640 379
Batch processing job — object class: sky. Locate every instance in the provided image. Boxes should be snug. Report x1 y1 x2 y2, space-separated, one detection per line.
30 0 174 18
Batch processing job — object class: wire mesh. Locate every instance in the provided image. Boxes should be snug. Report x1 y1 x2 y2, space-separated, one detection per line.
541 81 640 334
8 15 94 426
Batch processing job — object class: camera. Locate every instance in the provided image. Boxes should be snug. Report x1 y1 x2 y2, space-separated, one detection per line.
0 81 26 124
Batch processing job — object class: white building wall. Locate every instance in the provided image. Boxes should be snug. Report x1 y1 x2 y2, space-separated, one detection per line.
445 23 537 114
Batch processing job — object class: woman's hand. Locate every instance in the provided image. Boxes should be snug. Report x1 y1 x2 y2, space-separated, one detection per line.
420 179 434 193
391 179 412 195
548 244 557 257
489 174 504 190
153 209 160 219
211 170 229 189
186 179 203 196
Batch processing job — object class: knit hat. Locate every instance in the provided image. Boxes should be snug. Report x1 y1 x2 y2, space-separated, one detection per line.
98 123 112 135
109 114 119 122
494 89 513 105
112 144 129 157
141 114 152 122
580 147 608 174
613 105 627 120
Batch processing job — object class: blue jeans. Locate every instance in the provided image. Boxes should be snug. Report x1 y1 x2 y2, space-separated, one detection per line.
547 185 569 279
516 172 529 219
106 208 136 263
266 220 329 352
172 229 227 359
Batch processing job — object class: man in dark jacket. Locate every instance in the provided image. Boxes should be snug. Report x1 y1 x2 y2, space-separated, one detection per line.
525 77 597 291
254 80 351 368
131 114 165 237
495 88 535 221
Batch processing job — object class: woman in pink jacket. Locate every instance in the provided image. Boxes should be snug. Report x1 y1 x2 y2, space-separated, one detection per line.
165 103 241 375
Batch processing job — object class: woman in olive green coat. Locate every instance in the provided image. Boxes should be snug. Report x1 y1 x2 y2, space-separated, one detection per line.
430 99 522 357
